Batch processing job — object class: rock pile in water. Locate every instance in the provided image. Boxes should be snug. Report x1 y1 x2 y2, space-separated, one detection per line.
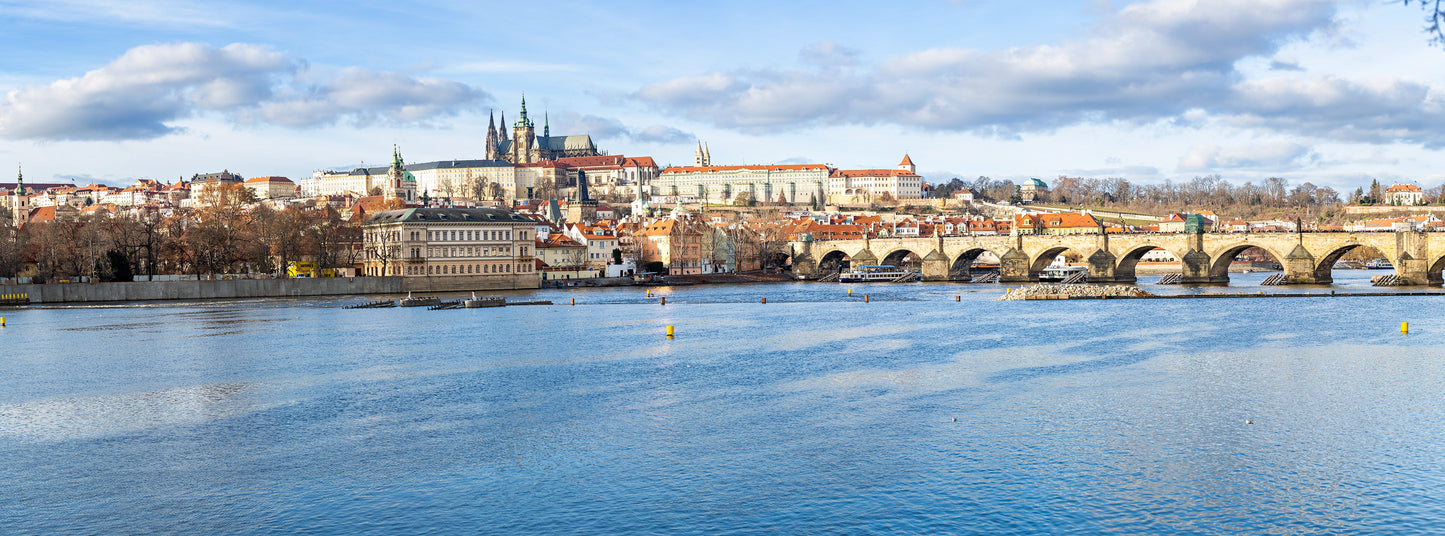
998 284 1153 301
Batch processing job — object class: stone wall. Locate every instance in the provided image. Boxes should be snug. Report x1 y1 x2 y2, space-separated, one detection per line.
2 275 538 303
1342 205 1445 217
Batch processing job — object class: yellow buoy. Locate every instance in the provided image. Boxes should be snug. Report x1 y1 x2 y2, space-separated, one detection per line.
1 316 6 327
666 325 674 337
1402 322 1409 334
864 294 870 303
848 289 852 296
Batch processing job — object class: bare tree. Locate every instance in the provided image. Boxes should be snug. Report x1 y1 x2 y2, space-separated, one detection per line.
438 177 456 201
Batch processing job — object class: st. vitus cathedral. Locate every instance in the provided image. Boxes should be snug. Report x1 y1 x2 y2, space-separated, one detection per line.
484 94 601 164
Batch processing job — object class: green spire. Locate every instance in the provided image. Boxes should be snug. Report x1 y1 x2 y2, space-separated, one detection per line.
515 93 533 128
544 111 550 139
15 164 22 196
391 145 405 170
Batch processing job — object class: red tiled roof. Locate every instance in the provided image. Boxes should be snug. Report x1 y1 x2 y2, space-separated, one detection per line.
899 154 914 166
663 164 830 174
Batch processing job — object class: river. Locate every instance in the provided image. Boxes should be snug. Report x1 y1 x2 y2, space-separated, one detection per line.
2 271 1443 534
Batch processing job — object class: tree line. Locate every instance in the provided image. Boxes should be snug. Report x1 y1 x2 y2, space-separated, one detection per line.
0 184 361 283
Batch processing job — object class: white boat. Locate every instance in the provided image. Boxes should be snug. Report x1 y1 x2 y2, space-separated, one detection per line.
1039 265 1087 282
838 265 915 282
1364 258 1394 269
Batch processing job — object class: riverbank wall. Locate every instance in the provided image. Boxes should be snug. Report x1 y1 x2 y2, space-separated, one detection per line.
2 274 541 304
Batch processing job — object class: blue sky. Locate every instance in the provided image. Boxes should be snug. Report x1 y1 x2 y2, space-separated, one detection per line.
2 0 1443 193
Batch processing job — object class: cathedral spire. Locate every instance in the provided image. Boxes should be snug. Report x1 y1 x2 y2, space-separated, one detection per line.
499 111 508 142
516 93 532 128
485 110 498 160
544 111 550 140
15 163 23 196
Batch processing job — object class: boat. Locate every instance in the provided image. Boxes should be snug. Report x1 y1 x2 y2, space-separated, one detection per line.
398 292 441 307
1365 258 1394 269
838 265 915 282
464 292 504 308
1039 265 1088 282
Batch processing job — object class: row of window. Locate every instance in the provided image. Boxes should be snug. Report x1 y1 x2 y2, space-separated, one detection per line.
428 245 519 258
408 229 525 242
404 263 530 276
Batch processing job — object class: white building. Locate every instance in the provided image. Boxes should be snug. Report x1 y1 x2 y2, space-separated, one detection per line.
1384 184 1424 205
827 155 924 203
654 164 831 205
244 176 296 200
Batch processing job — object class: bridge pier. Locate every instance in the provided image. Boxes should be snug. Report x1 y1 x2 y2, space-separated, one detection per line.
1282 243 1322 284
999 248 1034 283
1087 248 1122 283
1395 231 1432 285
921 250 950 281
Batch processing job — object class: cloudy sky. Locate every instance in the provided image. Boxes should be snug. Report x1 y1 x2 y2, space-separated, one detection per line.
1 0 1442 191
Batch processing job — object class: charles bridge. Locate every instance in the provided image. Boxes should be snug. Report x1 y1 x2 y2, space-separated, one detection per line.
788 230 1445 285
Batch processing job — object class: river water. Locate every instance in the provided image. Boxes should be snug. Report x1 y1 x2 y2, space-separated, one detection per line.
3 271 1444 534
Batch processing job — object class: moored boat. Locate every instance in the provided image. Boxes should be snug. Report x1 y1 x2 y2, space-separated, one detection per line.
1039 265 1088 282
838 265 916 282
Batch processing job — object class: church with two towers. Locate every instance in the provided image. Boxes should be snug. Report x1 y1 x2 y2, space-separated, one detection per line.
484 95 602 164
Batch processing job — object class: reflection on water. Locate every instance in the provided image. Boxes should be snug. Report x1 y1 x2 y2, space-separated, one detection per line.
2 276 1445 534
0 382 264 441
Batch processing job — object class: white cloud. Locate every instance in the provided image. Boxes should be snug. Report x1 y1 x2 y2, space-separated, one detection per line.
0 42 488 141
1178 141 1314 170
634 0 1445 147
549 111 693 144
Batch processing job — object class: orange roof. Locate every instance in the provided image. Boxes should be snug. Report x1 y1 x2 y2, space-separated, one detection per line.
1017 212 1100 229
246 176 293 184
1386 184 1422 193
899 154 914 166
831 169 920 178
625 156 658 168
662 164 830 174
28 206 56 223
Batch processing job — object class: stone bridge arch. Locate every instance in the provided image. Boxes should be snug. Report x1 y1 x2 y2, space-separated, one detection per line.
949 248 1003 281
1207 243 1291 282
1427 254 1445 286
880 247 925 273
1113 244 1186 283
814 249 851 275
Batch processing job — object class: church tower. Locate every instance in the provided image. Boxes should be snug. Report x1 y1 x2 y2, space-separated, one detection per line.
387 146 416 203
567 169 598 223
510 94 538 164
694 141 711 167
485 110 499 160
498 111 508 146
12 164 29 228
